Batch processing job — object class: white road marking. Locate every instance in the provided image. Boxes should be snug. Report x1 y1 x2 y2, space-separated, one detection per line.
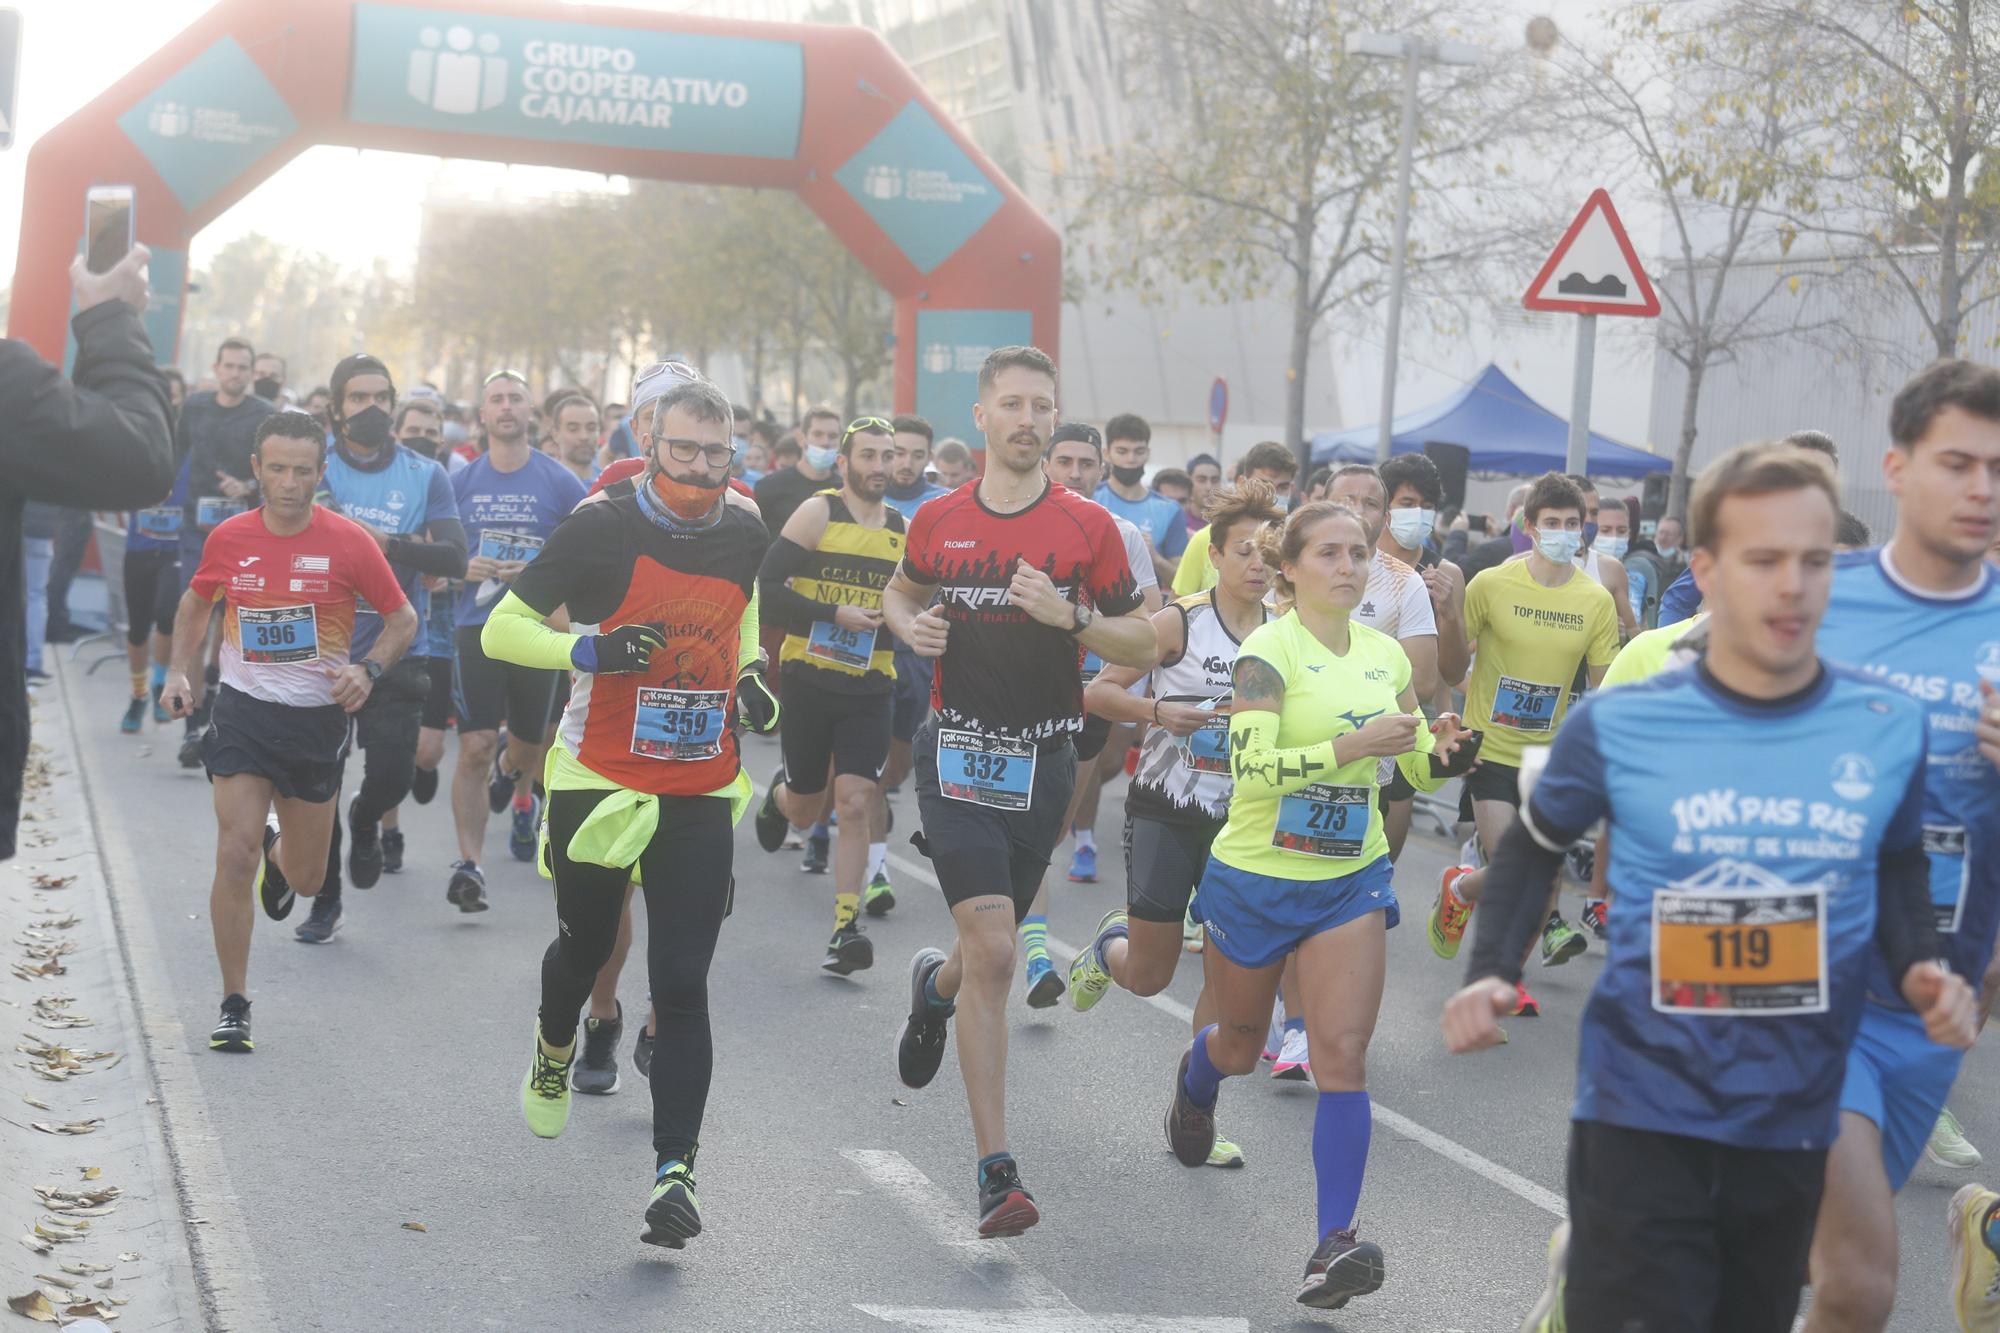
842 1148 1247 1332
881 849 1566 1221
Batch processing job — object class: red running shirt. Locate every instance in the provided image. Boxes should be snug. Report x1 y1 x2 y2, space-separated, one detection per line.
188 505 409 708
901 481 1141 742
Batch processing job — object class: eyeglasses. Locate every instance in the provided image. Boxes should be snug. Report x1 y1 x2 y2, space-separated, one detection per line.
648 434 738 467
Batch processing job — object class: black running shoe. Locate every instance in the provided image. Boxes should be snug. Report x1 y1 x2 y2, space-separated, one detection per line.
755 766 790 853
446 860 488 913
642 1156 702 1249
822 922 874 976
633 1026 655 1081
209 993 253 1052
347 797 383 889
294 892 341 944
410 766 438 805
177 733 204 770
801 831 829 874
977 1157 1040 1239
1297 1228 1386 1310
573 1002 622 1095
487 737 516 814
896 947 952 1089
380 828 404 875
257 820 294 921
1165 1050 1217 1167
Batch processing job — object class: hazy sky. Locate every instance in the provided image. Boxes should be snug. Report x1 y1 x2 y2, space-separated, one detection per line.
0 0 693 288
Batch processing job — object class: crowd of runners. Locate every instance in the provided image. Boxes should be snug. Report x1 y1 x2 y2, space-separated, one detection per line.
99 333 2000 1328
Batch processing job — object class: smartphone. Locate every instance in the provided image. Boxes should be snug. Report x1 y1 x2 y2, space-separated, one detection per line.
84 186 135 275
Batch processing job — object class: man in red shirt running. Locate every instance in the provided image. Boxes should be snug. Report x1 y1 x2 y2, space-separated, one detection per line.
165 411 416 1054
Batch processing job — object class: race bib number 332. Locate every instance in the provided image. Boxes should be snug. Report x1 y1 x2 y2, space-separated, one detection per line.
937 728 1035 811
1651 886 1827 1017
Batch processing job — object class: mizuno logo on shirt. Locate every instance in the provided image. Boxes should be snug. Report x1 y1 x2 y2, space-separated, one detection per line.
1338 709 1384 731
1304 664 1323 673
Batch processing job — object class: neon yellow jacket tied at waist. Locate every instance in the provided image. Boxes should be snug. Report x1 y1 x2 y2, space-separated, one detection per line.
480 586 762 876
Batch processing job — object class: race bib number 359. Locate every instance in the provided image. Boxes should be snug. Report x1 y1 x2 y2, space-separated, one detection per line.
1651 887 1827 1016
631 688 727 762
237 604 319 665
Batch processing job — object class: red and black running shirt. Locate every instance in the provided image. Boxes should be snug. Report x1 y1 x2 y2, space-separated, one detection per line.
509 494 769 795
901 480 1140 743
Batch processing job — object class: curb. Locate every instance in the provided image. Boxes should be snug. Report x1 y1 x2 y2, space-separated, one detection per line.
52 656 282 1331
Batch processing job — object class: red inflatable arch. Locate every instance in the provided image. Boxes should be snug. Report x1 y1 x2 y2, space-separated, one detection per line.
10 0 1060 447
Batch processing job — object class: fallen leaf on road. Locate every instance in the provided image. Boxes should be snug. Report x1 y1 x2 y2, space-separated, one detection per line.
5 1290 59 1320
56 1263 108 1277
401 1221 427 1232
31 1275 75 1290
115 1253 138 1263
91 1279 110 1291
28 875 73 890
29 1119 103 1136
18 1236 51 1256
62 1297 113 1318
79 1169 98 1182
21 1097 48 1111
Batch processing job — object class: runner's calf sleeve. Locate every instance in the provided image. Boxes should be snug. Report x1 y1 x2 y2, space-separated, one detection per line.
1313 1092 1371 1238
1464 812 1569 986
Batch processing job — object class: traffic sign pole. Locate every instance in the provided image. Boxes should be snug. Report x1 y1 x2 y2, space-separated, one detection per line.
1567 313 1596 476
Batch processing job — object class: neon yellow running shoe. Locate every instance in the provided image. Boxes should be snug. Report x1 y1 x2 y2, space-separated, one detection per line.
643 1157 703 1249
1206 1133 1245 1168
520 1021 574 1139
1067 909 1125 1013
1518 1219 1567 1332
1947 1182 2000 1333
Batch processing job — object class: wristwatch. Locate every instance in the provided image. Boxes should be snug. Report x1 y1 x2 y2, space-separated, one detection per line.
360 658 384 682
1067 601 1093 638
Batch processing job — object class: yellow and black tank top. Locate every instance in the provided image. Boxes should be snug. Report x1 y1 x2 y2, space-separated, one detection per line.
778 490 905 693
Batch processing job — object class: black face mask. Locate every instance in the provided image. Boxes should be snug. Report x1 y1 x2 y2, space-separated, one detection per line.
253 376 282 401
399 432 438 460
344 405 392 449
1110 463 1145 487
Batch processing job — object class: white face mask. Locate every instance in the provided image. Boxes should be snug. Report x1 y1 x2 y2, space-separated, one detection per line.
1656 542 1680 559
1536 529 1582 565
804 445 840 471
1387 507 1435 549
1597 535 1628 560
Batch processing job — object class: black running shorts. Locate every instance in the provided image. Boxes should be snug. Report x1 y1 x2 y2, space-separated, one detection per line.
779 669 892 795
911 720 1076 922
201 684 347 803
1124 814 1220 924
453 623 559 742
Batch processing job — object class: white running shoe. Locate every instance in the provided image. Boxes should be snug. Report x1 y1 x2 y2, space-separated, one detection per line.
1263 999 1284 1062
1271 1026 1311 1081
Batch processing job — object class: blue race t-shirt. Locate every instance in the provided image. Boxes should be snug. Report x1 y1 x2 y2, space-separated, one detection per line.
1527 662 1927 1151
452 449 587 627
1819 548 2000 1001
885 481 949 522
1094 482 1188 560
1659 563 1701 624
321 441 460 658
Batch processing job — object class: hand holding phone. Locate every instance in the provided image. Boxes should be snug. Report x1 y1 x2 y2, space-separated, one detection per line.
85 186 134 275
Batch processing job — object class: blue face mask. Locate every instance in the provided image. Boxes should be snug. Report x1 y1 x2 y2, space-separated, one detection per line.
1597 535 1628 560
805 445 839 471
1536 528 1582 564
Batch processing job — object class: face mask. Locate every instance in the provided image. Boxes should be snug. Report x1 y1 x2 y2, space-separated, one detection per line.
1387 507 1435 549
1597 535 1628 560
805 445 839 471
343 405 392 449
442 421 469 446
1583 521 1598 548
1110 463 1146 487
1536 529 1582 564
253 376 281 401
648 468 725 522
1656 543 1680 559
399 433 438 460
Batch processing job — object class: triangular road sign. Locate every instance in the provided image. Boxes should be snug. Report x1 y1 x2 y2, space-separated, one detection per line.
1523 188 1659 317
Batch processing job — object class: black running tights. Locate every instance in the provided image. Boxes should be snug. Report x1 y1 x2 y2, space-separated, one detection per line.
540 788 733 1165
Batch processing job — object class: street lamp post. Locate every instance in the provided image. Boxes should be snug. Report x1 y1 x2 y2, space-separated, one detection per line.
1347 33 1484 464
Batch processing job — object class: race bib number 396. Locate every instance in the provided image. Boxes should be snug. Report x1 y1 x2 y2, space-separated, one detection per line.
237 604 319 665
1651 887 1827 1017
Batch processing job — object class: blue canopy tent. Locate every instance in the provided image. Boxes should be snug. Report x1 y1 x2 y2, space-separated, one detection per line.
1310 363 1670 479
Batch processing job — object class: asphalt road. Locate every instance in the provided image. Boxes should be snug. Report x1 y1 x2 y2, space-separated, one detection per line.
60 656 1999 1332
